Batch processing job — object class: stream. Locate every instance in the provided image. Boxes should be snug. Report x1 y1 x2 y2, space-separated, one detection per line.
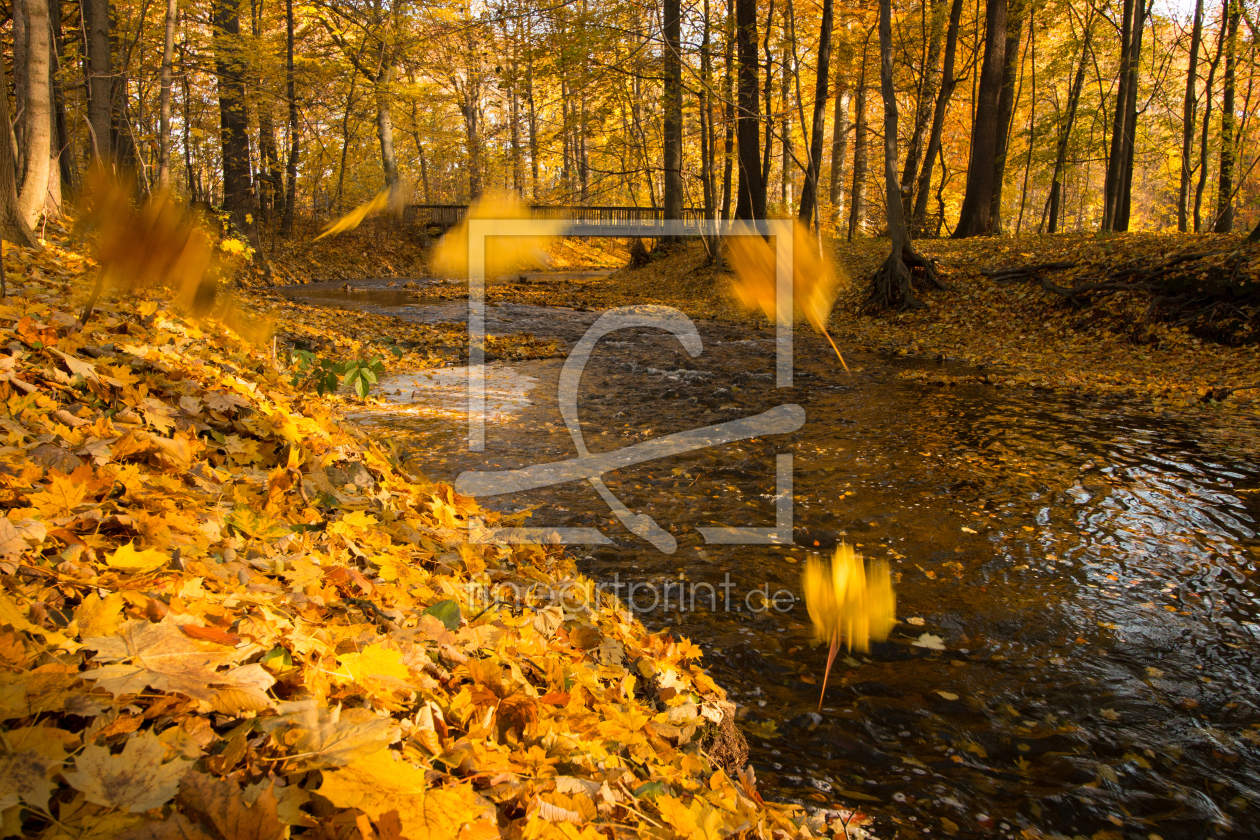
283 277 1260 840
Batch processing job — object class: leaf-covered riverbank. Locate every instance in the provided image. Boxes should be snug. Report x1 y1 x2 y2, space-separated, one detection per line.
0 228 849 838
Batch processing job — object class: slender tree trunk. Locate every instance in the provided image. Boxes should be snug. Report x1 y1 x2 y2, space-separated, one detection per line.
0 56 38 253
829 85 850 224
1102 0 1144 231
84 0 113 162
1115 0 1147 229
49 0 75 194
282 0 298 235
848 59 869 240
1178 0 1205 231
157 0 177 188
376 59 399 189
700 0 716 219
1015 14 1036 234
526 46 540 201
872 0 939 309
734 0 765 220
1043 18 1090 233
18 0 53 227
1194 17 1225 232
797 0 833 226
912 0 963 234
779 31 792 209
759 0 776 216
1214 0 1239 232
663 0 683 222
721 3 736 220
952 0 1007 237
988 0 1024 234
900 0 947 209
213 0 261 253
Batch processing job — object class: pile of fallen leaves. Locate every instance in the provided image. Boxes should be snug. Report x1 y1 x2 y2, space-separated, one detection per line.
832 233 1260 414
0 227 834 838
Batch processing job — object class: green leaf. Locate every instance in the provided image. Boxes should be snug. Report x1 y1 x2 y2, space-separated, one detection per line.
421 599 461 631
633 782 666 800
225 505 291 541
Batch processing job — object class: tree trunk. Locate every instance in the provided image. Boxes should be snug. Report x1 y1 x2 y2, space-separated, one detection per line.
987 0 1024 234
797 0 832 226
871 0 940 309
1101 0 1135 231
721 3 736 220
1015 13 1036 234
213 0 261 252
900 0 947 210
952 0 1007 237
848 60 869 240
50 0 75 194
700 0 715 219
1043 17 1090 234
1214 0 1239 232
828 86 850 225
282 0 298 235
1115 0 1147 230
779 31 792 210
734 0 765 220
18 0 53 227
911 0 963 234
84 0 113 162
526 46 540 201
1178 0 1204 232
1194 17 1225 232
759 0 775 216
157 0 177 189
0 56 38 253
663 0 683 222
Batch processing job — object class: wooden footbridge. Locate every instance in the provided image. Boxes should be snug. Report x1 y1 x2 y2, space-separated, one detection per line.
406 204 709 233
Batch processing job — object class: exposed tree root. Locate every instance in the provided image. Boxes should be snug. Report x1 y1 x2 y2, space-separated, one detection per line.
866 244 945 311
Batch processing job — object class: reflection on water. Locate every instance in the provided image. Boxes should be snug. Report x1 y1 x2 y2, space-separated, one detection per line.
293 282 1260 839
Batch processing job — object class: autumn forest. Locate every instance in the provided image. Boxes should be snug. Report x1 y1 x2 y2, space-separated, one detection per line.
3 0 1259 249
3 0 1260 837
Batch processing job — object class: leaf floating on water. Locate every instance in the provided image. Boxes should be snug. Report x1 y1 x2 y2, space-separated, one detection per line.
912 633 946 651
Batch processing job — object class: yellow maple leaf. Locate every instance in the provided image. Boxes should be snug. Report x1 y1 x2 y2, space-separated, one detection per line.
106 542 169 573
336 642 412 686
28 472 86 519
73 591 127 637
318 749 494 839
63 730 191 813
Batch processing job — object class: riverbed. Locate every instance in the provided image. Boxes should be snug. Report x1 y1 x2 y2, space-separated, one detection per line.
284 277 1260 840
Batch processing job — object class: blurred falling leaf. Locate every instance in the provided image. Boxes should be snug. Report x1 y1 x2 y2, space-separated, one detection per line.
802 543 896 709
76 166 219 326
314 184 410 242
727 222 850 371
431 191 566 278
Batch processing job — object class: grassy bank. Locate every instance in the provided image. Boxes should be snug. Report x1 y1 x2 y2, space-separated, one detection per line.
0 226 839 838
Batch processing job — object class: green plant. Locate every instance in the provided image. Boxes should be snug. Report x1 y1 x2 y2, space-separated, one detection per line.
290 350 385 399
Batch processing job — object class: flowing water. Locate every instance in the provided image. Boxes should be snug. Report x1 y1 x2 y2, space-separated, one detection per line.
284 278 1260 840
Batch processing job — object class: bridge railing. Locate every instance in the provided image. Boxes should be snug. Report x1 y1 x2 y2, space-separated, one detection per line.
405 204 708 228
